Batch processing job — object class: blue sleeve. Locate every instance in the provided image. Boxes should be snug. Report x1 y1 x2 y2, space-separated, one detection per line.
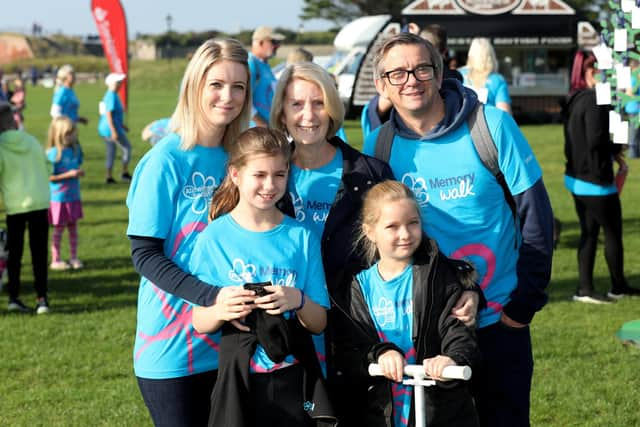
492 74 511 105
362 126 382 157
103 91 116 112
487 107 542 195
126 150 178 239
248 56 258 94
505 179 554 324
130 235 219 306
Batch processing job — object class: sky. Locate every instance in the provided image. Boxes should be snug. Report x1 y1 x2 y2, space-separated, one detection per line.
4 0 335 37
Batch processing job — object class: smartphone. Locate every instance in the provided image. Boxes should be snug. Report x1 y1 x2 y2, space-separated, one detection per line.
243 281 272 297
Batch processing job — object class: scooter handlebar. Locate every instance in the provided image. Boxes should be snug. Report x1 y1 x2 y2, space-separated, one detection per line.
368 363 471 381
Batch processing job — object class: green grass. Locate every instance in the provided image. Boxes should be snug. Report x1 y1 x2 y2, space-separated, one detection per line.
1 59 639 426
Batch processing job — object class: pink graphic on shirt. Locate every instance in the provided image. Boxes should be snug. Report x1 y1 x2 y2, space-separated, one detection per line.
135 220 218 373
450 243 503 313
53 182 71 195
135 285 220 372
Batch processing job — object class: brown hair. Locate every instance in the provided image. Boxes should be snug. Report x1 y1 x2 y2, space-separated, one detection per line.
209 127 291 221
372 32 443 83
355 180 422 264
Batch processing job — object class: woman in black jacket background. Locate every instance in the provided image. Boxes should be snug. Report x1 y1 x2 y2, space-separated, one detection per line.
562 50 640 303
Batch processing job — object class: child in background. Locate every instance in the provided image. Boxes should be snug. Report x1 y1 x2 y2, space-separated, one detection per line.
10 78 26 130
331 181 480 427
189 127 334 427
46 116 84 270
0 101 50 314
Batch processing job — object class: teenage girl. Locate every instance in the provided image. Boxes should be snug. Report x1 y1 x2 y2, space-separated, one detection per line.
46 116 84 270
190 127 332 427
331 181 480 427
126 39 252 426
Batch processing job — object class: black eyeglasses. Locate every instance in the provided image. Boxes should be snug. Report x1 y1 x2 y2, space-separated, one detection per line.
382 64 436 86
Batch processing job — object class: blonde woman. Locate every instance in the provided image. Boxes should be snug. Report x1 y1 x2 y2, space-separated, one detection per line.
50 64 88 124
460 38 511 114
126 38 252 426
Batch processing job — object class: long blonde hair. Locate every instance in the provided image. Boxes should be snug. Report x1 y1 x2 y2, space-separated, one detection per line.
170 38 251 150
47 116 78 162
465 37 498 89
209 127 291 221
355 181 422 264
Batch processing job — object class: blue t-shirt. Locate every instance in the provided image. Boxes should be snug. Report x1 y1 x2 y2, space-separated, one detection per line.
460 68 511 108
126 133 228 379
47 146 83 203
564 175 617 196
98 90 125 138
364 107 541 328
288 148 342 375
357 263 416 427
248 53 278 123
51 86 80 122
288 149 342 238
189 214 330 373
146 118 171 145
336 127 348 144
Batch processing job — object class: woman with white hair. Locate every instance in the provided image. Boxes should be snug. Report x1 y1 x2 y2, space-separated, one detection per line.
97 73 131 183
50 64 88 124
460 37 512 114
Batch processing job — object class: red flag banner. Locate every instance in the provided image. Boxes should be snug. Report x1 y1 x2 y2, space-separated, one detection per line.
91 0 129 110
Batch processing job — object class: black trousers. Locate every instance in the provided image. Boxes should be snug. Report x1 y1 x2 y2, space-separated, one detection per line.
473 322 533 427
137 370 217 427
250 364 314 427
572 193 627 294
6 209 49 300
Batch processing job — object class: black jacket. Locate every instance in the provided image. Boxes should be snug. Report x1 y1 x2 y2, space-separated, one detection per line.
209 316 336 427
278 136 394 291
562 88 622 186
330 239 480 427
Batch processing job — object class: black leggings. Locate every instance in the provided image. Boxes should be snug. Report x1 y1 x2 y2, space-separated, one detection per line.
572 193 627 294
6 209 49 300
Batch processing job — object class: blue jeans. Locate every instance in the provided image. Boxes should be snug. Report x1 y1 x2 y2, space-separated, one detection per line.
103 130 131 170
472 321 534 427
628 125 639 158
137 370 217 427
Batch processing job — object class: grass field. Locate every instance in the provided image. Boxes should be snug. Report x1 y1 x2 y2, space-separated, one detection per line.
0 59 639 426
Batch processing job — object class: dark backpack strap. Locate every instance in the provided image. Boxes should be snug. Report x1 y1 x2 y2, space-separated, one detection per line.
374 121 395 162
468 104 518 240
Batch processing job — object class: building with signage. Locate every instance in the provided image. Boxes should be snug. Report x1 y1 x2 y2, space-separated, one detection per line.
344 0 599 122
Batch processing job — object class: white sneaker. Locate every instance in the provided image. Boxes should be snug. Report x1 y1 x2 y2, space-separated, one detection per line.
69 259 84 270
50 261 70 271
573 293 614 304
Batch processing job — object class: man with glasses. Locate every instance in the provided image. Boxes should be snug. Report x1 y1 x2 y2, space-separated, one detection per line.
249 26 285 127
363 32 554 427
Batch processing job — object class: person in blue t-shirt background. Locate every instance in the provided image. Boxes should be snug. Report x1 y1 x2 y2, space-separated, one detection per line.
98 72 131 184
46 116 85 271
332 181 480 427
50 64 88 126
126 39 252 427
459 37 511 115
191 127 331 427
249 26 285 127
562 50 640 303
141 117 171 146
